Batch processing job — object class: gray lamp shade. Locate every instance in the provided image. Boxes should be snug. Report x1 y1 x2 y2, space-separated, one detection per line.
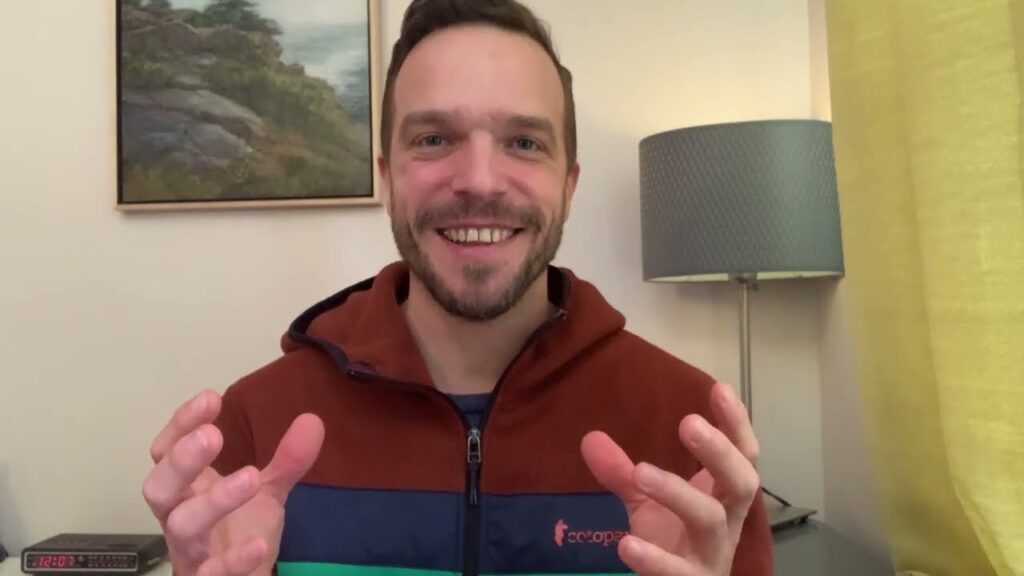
639 119 844 282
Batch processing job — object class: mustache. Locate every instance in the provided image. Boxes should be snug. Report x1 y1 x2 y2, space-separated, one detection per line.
414 197 545 233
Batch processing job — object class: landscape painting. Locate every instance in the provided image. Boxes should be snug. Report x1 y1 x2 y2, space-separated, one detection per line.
116 0 380 210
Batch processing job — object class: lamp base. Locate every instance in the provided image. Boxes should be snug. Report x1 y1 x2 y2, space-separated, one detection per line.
764 490 817 532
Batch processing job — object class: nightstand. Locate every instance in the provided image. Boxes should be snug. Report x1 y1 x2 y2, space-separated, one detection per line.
773 520 893 575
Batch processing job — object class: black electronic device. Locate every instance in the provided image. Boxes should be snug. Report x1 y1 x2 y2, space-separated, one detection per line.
21 534 167 575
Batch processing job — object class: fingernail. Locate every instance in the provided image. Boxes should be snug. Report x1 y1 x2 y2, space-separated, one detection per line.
228 469 252 492
719 383 738 404
623 536 645 557
192 428 210 451
193 392 209 414
687 419 712 447
635 463 659 492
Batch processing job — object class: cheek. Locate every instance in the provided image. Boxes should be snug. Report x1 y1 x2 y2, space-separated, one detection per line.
394 159 453 201
389 161 452 228
507 166 567 215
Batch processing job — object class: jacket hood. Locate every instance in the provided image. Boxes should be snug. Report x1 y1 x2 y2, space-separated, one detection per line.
284 262 626 392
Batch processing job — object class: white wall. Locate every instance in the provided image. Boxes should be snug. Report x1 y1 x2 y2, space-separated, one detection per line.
1 0 824 551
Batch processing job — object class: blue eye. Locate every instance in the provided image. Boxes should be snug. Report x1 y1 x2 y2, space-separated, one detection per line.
513 137 540 151
419 134 447 147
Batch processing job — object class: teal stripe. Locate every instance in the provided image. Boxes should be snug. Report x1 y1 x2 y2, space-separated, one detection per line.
278 562 633 576
278 562 456 576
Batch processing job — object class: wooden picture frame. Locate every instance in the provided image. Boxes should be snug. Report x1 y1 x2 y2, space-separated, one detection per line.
115 0 382 211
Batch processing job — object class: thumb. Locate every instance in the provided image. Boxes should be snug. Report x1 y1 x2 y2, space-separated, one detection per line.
261 413 325 503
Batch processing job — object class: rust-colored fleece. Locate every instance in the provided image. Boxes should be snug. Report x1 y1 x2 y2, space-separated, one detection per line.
213 262 772 575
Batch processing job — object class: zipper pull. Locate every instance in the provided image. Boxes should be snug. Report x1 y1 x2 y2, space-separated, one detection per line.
467 427 482 507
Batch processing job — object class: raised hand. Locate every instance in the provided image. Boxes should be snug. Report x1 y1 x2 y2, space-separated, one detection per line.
142 390 325 576
581 382 760 575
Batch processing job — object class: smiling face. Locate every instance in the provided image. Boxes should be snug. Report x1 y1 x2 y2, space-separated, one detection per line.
380 24 579 321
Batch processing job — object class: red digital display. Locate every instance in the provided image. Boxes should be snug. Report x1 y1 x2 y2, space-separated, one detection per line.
26 554 78 569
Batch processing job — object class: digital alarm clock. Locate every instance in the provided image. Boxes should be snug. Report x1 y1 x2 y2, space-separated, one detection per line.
21 534 167 575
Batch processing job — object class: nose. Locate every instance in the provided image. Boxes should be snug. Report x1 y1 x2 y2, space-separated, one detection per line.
450 133 505 197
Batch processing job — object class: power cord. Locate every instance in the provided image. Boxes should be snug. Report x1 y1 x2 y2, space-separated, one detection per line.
762 486 794 508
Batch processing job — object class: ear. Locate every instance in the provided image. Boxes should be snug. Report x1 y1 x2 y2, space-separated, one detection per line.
563 162 581 221
377 154 393 216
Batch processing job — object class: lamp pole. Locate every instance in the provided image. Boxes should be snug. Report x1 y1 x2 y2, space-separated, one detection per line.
733 273 757 422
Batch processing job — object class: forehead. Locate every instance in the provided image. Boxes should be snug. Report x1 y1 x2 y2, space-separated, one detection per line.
393 24 565 127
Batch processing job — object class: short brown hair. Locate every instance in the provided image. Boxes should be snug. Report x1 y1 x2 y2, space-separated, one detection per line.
380 0 577 168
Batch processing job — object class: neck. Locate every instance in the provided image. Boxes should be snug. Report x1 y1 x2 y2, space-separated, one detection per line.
403 271 557 395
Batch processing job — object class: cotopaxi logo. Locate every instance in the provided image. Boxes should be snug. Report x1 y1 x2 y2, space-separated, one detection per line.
553 519 628 548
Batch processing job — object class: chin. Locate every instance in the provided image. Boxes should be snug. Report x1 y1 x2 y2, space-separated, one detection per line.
447 271 517 301
398 222 556 321
425 264 535 322
450 282 512 306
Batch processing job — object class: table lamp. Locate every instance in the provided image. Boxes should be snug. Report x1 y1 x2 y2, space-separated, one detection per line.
638 119 844 528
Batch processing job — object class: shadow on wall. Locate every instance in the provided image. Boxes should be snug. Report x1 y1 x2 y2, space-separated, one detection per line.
0 461 27 554
817 278 891 563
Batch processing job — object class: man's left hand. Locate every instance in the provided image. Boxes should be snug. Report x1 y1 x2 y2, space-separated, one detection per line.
581 382 760 575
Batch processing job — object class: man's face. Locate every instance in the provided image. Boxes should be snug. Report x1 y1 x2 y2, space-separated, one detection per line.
380 25 579 321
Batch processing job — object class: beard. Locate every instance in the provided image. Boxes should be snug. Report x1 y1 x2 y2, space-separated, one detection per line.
390 192 566 322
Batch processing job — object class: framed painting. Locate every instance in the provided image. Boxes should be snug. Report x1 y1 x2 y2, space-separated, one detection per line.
116 0 381 211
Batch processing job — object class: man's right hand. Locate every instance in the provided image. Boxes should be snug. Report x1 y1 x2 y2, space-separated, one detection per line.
143 390 325 576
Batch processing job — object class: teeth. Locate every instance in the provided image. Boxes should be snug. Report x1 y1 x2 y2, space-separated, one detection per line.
442 227 514 245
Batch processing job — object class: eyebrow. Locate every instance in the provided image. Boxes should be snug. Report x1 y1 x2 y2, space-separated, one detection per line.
399 110 454 134
503 114 557 144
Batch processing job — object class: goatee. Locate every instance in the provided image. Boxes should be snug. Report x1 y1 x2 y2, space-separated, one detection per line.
391 195 564 321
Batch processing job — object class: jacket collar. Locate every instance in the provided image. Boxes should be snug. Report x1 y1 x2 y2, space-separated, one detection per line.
285 262 625 393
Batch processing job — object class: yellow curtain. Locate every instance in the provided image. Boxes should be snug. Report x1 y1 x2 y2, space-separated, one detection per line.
825 1 1024 575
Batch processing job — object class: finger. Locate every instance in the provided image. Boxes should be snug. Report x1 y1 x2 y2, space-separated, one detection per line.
196 538 268 576
165 467 260 551
151 390 222 463
711 383 759 466
261 413 325 503
143 424 223 522
679 416 759 519
580 431 646 509
633 462 727 547
618 535 696 576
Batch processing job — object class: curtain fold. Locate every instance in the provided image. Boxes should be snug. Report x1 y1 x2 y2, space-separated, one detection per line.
825 1 1024 574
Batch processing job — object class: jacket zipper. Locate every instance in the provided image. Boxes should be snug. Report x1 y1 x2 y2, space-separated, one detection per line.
466 428 482 505
346 310 566 576
462 310 565 576
464 427 483 576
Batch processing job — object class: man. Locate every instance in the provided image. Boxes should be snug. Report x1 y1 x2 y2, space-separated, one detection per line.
142 1 773 575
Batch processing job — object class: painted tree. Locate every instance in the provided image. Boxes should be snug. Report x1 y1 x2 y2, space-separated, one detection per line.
202 0 282 35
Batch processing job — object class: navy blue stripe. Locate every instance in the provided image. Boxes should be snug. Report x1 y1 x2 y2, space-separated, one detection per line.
280 483 462 572
280 484 631 575
480 492 631 574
